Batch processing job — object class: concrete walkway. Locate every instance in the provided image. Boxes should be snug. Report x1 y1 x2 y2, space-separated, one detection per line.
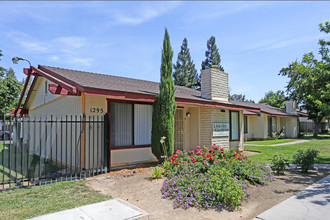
245 139 311 147
254 174 330 220
29 199 148 220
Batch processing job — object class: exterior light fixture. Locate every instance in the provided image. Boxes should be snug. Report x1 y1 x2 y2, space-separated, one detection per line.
221 109 226 112
12 57 31 67
186 112 191 118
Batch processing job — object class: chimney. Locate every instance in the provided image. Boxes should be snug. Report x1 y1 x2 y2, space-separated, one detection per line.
201 65 229 102
285 100 297 114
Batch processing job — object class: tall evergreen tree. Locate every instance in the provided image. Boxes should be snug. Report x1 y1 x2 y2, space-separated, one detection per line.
201 36 224 71
173 38 200 90
151 28 177 161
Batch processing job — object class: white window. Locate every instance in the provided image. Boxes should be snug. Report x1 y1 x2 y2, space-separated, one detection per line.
230 111 239 140
110 102 152 147
272 116 277 132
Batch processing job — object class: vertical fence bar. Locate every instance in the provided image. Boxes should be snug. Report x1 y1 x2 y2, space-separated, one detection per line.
21 116 24 185
79 115 82 179
39 115 42 185
89 116 91 177
33 116 36 185
9 116 12 189
45 116 48 183
2 115 5 190
96 116 100 174
70 115 73 179
50 115 53 183
75 115 78 179
27 115 30 187
92 116 95 176
15 116 18 187
55 116 58 183
61 116 63 182
65 115 68 180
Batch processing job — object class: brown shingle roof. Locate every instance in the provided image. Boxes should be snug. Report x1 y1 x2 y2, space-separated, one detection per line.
37 65 261 111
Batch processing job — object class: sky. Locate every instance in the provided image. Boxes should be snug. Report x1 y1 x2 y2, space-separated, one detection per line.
0 1 329 102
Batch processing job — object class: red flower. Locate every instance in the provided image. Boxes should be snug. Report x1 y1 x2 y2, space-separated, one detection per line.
209 157 213 161
220 148 224 151
182 161 187 164
234 152 238 156
215 160 219 164
237 156 241 160
223 158 226 161
175 161 179 165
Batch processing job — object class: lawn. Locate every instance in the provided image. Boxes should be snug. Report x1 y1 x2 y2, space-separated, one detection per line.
0 180 111 220
245 139 296 145
245 138 330 164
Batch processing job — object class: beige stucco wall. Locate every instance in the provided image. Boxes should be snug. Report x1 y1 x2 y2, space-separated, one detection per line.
245 113 298 140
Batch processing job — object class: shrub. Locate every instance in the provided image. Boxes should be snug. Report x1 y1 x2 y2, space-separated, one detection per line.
270 127 285 140
152 166 164 179
292 149 319 173
161 145 274 210
270 153 290 175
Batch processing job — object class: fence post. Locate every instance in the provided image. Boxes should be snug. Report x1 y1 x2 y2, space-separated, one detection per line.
104 113 110 172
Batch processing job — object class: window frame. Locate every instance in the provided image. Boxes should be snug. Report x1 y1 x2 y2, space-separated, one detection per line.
229 110 240 141
244 116 248 134
107 99 153 150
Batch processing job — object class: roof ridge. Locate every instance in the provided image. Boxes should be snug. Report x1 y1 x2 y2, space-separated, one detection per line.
39 65 199 92
39 65 162 85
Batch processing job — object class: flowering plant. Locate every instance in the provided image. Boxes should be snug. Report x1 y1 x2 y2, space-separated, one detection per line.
161 144 274 210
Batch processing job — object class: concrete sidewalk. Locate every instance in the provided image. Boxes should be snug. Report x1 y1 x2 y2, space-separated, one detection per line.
254 174 330 220
29 199 148 220
245 139 311 147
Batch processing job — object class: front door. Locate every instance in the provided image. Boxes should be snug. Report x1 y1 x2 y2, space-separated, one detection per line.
174 108 184 151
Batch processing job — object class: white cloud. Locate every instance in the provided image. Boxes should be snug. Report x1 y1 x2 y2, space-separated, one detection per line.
18 41 50 53
112 2 180 25
55 37 87 49
66 56 94 67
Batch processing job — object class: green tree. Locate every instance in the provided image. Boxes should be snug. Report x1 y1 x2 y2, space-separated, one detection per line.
173 38 200 90
259 90 289 109
280 22 330 137
151 28 177 161
0 49 6 77
201 36 224 71
229 93 255 103
0 68 23 118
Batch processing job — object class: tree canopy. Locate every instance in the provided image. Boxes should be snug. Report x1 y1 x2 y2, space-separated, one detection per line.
173 38 200 90
259 90 289 109
229 93 255 103
279 22 330 136
201 36 224 71
151 28 176 161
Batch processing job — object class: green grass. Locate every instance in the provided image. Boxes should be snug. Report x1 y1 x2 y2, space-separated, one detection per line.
245 139 330 164
0 180 111 220
0 143 63 184
245 139 296 145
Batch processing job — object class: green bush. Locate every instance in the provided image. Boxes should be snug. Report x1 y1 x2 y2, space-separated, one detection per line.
270 153 290 175
161 145 274 210
152 166 164 179
292 149 319 173
270 127 285 140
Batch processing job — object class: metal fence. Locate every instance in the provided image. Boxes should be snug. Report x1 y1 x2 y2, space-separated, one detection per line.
0 114 110 191
299 121 329 133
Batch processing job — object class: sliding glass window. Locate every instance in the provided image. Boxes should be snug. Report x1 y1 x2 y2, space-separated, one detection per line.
110 102 152 147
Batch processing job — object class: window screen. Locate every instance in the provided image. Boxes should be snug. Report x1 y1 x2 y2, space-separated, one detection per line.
110 102 133 147
134 104 153 145
230 111 239 140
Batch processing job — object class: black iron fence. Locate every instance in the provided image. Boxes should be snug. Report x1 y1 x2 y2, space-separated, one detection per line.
299 121 329 133
0 114 110 191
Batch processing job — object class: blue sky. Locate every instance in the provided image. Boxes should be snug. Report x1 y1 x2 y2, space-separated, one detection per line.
0 1 329 102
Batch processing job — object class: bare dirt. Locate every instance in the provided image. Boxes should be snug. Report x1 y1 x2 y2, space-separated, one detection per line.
87 166 330 220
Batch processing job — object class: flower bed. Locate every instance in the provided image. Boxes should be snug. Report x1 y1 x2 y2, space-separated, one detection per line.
161 145 274 210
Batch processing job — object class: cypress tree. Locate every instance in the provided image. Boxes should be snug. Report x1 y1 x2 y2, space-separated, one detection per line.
151 28 177 161
173 38 200 90
201 36 224 71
